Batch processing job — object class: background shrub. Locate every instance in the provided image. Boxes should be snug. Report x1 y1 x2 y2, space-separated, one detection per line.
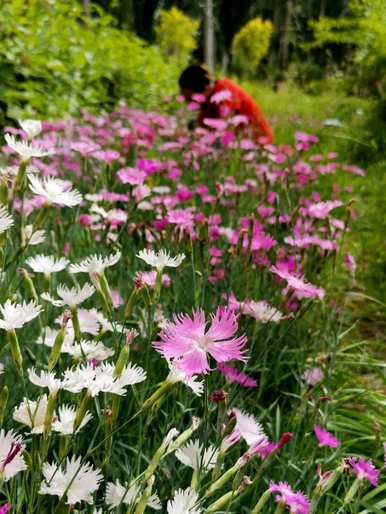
155 6 199 66
0 0 180 120
231 17 273 76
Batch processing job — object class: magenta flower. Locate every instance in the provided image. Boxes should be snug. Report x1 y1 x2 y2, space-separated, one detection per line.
153 308 247 376
269 481 310 514
314 425 341 448
217 363 257 388
0 504 11 514
348 457 380 486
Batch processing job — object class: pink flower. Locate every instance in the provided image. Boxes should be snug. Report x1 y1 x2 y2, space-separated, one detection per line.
217 363 257 388
348 457 380 486
270 265 325 300
117 167 146 185
0 504 11 514
269 482 310 514
203 118 228 131
134 271 170 289
303 367 324 386
307 200 342 219
343 253 356 274
210 89 232 103
314 425 341 448
153 308 247 376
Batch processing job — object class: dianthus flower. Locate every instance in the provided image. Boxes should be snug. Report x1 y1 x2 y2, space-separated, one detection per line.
153 308 247 376
270 265 325 300
269 481 310 514
217 363 257 388
348 457 380 486
314 425 341 448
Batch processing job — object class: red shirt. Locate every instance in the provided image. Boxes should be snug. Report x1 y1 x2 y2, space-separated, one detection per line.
199 78 274 143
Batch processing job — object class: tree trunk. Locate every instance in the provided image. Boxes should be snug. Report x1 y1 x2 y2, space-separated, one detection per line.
204 0 215 71
279 0 293 70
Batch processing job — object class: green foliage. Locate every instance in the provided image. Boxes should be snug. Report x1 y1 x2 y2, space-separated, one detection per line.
155 6 199 66
0 0 179 119
231 17 273 76
308 0 386 99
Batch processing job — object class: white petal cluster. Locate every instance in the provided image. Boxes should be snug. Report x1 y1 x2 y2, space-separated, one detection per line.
167 363 203 397
232 408 268 447
175 440 218 471
28 175 82 207
39 456 102 505
41 283 95 308
62 362 146 397
69 251 121 274
25 254 69 275
137 249 185 271
19 119 42 139
0 429 27 480
5 133 53 160
36 330 113 362
0 299 42 331
52 405 92 435
167 488 202 514
0 205 13 234
22 225 46 246
13 395 48 434
28 368 62 396
240 300 283 323
67 340 114 361
106 480 161 510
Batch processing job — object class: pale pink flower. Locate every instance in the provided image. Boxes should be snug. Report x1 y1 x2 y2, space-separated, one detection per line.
270 266 325 300
153 308 247 376
303 367 324 386
307 200 342 219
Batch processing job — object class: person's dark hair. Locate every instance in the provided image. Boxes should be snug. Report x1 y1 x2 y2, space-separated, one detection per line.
178 64 212 93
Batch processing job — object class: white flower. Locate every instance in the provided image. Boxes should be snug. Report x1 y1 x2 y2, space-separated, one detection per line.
62 362 146 397
232 408 268 447
0 205 13 234
0 299 42 331
137 249 185 271
19 119 42 139
66 340 114 361
22 225 45 246
37 327 73 352
167 363 203 397
13 395 48 434
175 440 218 471
56 308 101 337
25 254 69 276
5 133 53 161
28 175 82 207
240 300 283 323
106 480 161 510
167 488 202 514
41 283 95 308
28 368 62 396
0 429 27 480
0 363 4 375
69 252 121 275
52 405 92 435
39 456 102 505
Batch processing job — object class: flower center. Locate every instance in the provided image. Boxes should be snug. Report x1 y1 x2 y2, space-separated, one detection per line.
197 334 211 351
